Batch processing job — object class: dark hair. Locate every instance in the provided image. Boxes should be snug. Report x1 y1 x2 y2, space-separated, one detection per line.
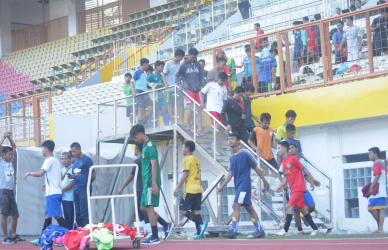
337 20 344 25
369 147 380 157
314 13 321 20
216 57 226 63
245 48 251 53
261 37 268 42
130 124 145 138
124 72 132 77
228 132 241 141
135 143 143 153
175 49 185 57
244 83 255 93
184 140 196 153
286 124 296 132
70 142 81 149
345 16 354 22
293 21 299 26
234 86 245 94
254 23 260 27
278 140 290 151
260 112 271 122
289 143 298 149
140 58 149 66
199 59 205 64
2 146 13 154
146 65 154 72
68 150 73 158
154 60 165 68
188 47 199 56
303 16 309 22
244 44 251 49
285 109 297 118
269 48 278 55
61 151 71 159
356 0 361 2
42 140 55 152
218 72 228 81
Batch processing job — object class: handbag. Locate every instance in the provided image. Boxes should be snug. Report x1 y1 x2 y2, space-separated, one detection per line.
361 182 379 198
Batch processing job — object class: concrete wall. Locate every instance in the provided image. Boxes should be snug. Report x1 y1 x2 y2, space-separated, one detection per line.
150 0 168 8
11 0 50 25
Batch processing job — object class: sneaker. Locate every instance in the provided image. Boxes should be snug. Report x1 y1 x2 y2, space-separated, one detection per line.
220 231 236 239
29 238 40 246
274 229 289 236
163 223 174 240
12 235 25 242
3 238 16 244
310 229 320 236
196 130 206 137
55 243 64 247
192 234 204 239
298 230 304 235
253 230 265 238
142 236 160 245
199 221 208 237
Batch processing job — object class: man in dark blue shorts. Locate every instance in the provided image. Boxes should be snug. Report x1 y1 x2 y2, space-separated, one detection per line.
218 133 270 239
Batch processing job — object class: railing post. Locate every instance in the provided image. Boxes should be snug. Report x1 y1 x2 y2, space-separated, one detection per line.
283 32 292 89
153 89 156 129
193 104 196 142
319 21 329 85
277 32 285 94
250 40 258 94
365 11 374 74
174 87 178 125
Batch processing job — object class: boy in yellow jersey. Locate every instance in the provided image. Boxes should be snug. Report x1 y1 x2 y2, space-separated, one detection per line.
275 110 298 142
174 140 208 239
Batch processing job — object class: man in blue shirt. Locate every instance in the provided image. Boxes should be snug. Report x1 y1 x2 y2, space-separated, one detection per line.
238 47 260 87
132 58 153 126
218 133 269 239
293 21 307 73
371 8 388 56
69 142 95 228
60 152 75 230
332 21 347 64
257 49 277 93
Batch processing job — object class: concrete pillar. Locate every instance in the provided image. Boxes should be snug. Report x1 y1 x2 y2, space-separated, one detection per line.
0 0 12 57
68 0 85 36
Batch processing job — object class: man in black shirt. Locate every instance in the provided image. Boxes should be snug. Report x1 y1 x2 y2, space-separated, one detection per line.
220 86 249 144
349 0 357 11
371 8 388 56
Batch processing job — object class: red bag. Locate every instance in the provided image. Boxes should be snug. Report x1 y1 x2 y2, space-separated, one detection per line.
102 223 137 239
335 46 348 57
361 182 379 198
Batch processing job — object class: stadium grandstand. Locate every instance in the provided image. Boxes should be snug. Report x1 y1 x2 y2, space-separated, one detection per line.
0 0 388 248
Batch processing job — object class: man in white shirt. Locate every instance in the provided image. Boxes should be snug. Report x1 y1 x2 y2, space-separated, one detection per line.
356 0 364 10
199 72 228 156
339 16 362 62
25 140 68 235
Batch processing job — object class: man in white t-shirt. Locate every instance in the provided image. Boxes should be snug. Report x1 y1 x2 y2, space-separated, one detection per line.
25 140 68 237
367 147 387 234
339 16 362 62
199 72 228 156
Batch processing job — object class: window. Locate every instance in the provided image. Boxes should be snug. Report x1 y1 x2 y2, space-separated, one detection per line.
342 152 386 164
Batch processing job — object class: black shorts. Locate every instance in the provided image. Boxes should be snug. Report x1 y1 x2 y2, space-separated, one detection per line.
0 189 18 216
135 90 153 108
242 76 252 85
179 193 201 211
126 105 134 117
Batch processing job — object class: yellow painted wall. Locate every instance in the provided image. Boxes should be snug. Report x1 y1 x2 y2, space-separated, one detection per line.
100 59 115 83
252 76 388 130
49 113 55 141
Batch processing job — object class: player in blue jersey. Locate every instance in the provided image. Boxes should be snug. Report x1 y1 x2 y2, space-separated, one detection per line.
218 132 270 239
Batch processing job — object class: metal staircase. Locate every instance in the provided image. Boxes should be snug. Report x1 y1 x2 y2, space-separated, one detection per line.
96 86 333 232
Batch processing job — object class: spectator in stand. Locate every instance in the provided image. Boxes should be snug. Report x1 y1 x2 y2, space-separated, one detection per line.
147 60 169 126
335 7 342 16
314 14 322 58
338 16 362 62
163 49 185 125
272 41 287 88
292 21 307 72
377 0 386 5
261 37 272 58
132 58 153 126
237 47 260 87
257 48 277 93
367 147 387 234
302 16 309 24
224 52 237 92
221 86 249 143
206 57 231 92
68 142 96 228
200 72 228 155
146 65 154 76
242 84 260 133
307 21 320 63
122 72 134 124
332 21 348 64
60 152 75 230
254 23 265 51
248 113 278 170
275 110 299 142
175 47 206 136
0 132 24 244
349 0 357 11
371 8 388 56
356 0 364 10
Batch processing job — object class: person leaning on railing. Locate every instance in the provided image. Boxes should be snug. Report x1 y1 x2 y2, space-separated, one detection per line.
371 8 388 57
